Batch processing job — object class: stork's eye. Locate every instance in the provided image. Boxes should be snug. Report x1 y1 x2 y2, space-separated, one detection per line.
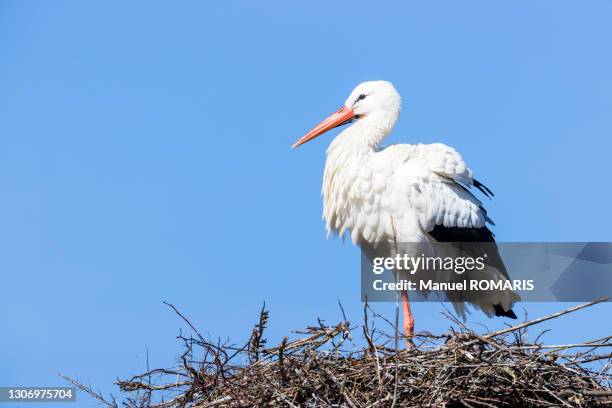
356 94 367 103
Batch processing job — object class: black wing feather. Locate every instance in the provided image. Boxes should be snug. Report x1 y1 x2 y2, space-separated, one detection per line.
473 179 494 198
428 225 516 319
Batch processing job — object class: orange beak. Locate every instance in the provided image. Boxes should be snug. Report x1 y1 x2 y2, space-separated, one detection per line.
292 106 357 148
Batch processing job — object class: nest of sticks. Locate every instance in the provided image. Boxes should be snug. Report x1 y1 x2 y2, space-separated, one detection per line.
65 299 612 407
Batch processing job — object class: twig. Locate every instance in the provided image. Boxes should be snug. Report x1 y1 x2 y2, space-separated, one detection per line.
163 301 206 343
483 298 609 340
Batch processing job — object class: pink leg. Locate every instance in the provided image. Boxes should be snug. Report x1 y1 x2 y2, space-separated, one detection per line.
401 290 415 348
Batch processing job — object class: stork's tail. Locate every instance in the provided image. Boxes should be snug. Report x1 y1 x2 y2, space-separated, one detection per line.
494 304 517 319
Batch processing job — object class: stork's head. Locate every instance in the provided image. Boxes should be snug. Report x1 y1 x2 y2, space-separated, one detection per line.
292 80 401 148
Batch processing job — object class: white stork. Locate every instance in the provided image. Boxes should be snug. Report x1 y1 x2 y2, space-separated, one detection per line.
292 80 519 342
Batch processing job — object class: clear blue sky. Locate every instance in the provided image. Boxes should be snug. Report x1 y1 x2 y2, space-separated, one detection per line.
2 1 611 406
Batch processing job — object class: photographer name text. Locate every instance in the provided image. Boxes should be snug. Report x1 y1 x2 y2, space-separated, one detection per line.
372 279 535 292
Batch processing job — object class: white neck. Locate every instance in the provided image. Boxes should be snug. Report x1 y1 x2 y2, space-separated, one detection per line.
327 108 400 154
321 108 400 239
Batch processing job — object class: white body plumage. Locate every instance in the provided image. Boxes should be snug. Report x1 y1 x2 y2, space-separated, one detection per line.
294 80 518 321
